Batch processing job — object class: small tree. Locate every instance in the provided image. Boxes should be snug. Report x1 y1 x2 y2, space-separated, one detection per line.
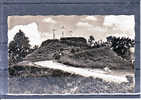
88 35 95 47
9 30 31 65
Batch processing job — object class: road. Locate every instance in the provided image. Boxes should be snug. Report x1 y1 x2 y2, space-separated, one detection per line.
34 60 134 83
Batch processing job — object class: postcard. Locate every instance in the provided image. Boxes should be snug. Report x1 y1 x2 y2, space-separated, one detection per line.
8 15 135 94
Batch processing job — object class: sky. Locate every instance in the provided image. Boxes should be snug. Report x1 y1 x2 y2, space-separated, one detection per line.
8 15 135 47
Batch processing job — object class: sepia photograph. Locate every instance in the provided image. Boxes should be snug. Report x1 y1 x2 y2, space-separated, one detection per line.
8 15 135 94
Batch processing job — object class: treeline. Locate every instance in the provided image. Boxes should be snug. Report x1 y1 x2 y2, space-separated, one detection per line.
106 36 135 60
88 35 135 60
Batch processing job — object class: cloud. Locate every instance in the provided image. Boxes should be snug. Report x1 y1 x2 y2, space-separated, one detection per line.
42 17 56 24
85 16 97 21
103 15 135 32
76 22 93 27
89 26 107 33
8 22 42 47
8 15 135 43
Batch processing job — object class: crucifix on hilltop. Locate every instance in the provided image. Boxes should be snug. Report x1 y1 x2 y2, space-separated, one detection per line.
69 30 73 36
52 28 56 39
61 26 65 37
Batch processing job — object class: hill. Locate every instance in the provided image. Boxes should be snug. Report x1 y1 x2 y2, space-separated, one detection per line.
58 47 132 70
24 37 133 70
24 37 88 62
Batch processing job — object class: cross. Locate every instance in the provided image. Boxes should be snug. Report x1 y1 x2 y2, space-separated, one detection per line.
52 28 56 39
61 26 65 37
69 31 73 36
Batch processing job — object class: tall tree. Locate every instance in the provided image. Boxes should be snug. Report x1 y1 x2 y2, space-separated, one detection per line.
9 30 31 65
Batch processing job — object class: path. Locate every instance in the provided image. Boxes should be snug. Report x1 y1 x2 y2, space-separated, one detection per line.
34 60 134 83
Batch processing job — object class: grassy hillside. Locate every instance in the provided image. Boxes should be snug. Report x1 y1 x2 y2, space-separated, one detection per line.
9 64 134 94
58 47 133 70
24 38 88 62
9 64 73 78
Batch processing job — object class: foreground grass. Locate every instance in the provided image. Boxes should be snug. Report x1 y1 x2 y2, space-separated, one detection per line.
8 65 134 94
9 65 73 78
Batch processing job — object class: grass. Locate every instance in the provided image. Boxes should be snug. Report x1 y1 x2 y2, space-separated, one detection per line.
9 65 75 78
58 47 133 70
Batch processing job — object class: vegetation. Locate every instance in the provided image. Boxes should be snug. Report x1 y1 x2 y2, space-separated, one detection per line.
87 35 135 60
9 65 72 78
8 30 38 65
88 35 95 47
106 36 135 60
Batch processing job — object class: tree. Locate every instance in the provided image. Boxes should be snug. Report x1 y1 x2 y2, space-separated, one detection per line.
9 30 31 65
106 36 135 60
88 35 95 47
